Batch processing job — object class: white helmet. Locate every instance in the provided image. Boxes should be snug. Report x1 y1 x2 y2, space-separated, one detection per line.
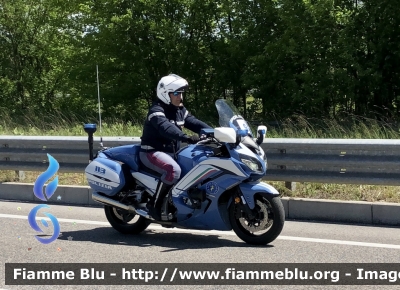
157 74 189 105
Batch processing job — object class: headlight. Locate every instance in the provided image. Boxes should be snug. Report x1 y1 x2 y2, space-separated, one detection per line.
239 154 264 173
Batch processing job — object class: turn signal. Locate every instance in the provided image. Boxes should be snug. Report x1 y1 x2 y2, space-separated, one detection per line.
235 197 241 204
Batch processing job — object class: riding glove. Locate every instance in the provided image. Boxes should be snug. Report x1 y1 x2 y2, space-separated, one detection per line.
186 135 199 144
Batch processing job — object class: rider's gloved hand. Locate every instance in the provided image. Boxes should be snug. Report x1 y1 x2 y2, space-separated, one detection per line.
186 135 199 144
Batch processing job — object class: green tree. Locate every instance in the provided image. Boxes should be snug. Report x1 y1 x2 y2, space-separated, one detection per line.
0 0 74 120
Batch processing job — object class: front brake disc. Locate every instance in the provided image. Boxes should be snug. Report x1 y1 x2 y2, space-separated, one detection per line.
239 199 272 232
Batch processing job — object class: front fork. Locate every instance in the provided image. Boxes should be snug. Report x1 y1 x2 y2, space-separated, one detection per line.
231 188 257 220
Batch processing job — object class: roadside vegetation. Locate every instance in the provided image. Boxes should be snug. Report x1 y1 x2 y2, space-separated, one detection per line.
1 1 399 204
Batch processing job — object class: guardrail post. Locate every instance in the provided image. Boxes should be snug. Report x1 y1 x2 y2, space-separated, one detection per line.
15 170 26 181
285 181 296 191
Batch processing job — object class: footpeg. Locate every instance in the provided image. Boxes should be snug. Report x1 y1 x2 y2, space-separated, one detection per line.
135 209 151 219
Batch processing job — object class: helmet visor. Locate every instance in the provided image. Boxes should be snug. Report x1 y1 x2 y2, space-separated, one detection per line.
172 91 183 96
175 85 188 92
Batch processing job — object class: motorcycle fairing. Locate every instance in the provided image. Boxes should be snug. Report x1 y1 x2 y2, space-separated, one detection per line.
171 164 220 196
131 171 158 194
170 155 249 229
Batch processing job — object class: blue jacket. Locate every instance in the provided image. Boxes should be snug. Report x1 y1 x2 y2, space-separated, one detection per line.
140 101 212 153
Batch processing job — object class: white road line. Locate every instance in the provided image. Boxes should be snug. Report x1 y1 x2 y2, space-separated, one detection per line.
277 235 400 249
0 213 110 225
1 213 400 250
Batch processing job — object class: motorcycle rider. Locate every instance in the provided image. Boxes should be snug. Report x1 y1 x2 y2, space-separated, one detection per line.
139 73 212 221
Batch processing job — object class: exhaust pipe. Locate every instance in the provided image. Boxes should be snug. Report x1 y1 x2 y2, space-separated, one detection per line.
92 192 136 212
92 192 151 218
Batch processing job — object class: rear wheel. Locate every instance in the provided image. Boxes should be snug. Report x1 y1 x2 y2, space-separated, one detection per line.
104 205 150 234
229 193 285 245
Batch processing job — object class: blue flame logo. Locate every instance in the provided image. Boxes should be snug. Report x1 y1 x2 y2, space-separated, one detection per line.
33 154 59 201
28 154 60 244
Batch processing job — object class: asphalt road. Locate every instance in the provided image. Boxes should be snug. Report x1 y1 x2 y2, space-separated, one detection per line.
1 200 400 290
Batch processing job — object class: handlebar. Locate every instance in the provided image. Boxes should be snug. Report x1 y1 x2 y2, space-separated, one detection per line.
196 138 213 145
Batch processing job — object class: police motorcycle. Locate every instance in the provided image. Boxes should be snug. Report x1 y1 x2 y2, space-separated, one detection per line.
84 99 285 245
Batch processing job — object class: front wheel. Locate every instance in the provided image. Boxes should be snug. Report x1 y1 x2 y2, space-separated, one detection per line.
229 193 285 245
104 205 150 234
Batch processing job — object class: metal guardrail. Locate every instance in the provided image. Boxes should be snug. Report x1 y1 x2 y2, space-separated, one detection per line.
0 136 141 172
0 136 400 186
263 139 400 186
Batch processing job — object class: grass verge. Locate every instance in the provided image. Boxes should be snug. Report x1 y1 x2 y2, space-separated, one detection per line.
3 170 400 204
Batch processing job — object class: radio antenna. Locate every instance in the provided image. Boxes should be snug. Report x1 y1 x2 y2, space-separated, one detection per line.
96 65 103 148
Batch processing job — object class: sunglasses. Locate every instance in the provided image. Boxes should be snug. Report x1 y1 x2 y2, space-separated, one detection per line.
172 91 183 96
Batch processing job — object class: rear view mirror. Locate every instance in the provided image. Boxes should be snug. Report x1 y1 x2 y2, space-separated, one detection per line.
256 125 267 145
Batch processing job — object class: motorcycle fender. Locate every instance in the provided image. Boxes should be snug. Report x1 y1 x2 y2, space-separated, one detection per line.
238 182 280 209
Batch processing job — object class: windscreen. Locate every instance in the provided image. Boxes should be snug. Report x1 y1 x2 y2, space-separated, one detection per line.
215 99 254 137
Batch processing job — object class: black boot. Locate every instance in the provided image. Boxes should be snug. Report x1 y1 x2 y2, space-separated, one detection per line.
146 181 172 221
